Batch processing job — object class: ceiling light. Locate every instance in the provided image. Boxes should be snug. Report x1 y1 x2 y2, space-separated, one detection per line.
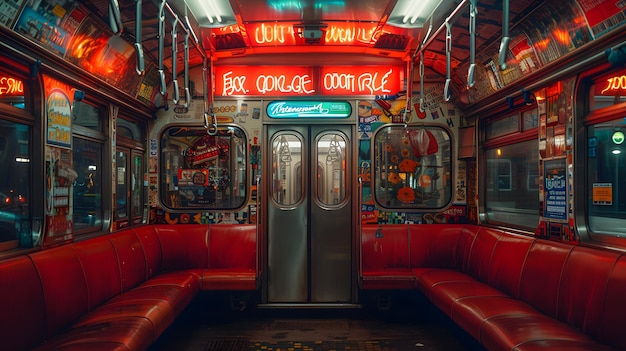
185 0 236 28
388 0 447 28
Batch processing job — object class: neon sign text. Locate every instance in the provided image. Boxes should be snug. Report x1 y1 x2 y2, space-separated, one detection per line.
601 75 626 94
0 76 24 96
214 66 402 97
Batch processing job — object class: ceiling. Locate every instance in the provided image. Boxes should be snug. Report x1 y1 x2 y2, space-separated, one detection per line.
82 0 544 84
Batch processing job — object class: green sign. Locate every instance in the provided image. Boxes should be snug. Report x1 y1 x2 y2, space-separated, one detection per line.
612 130 624 145
267 101 352 118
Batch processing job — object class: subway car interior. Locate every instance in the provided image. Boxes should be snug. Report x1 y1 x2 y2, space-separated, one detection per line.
1 0 626 350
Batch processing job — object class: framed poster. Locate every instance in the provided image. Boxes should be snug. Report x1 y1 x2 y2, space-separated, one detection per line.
544 158 568 221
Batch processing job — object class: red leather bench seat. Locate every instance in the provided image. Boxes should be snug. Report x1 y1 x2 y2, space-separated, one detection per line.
360 224 624 350
0 223 258 351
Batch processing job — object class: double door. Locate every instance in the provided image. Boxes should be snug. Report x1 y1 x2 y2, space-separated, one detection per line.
266 124 354 303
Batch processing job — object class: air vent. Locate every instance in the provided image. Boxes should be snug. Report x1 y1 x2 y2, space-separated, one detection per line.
374 34 408 50
213 33 247 50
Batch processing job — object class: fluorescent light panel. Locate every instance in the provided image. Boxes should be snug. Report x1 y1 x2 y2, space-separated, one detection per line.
388 0 445 28
185 0 236 28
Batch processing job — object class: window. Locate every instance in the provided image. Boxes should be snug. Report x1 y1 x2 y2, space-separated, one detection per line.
482 110 539 229
586 119 626 236
373 125 452 210
582 69 626 241
72 100 106 234
0 120 31 247
271 133 302 206
114 118 145 228
160 126 247 210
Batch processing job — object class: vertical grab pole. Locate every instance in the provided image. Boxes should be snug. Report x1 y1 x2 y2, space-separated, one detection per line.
157 0 166 95
134 0 144 75
444 21 452 102
203 56 217 135
498 0 510 70
171 17 180 105
468 0 477 87
183 29 190 107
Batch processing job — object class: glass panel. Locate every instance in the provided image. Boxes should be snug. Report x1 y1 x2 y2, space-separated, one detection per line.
373 125 452 209
587 118 626 235
160 126 247 210
131 153 143 220
485 114 519 139
271 133 302 206
316 133 347 205
72 100 103 132
72 137 103 230
115 151 128 220
484 140 539 228
589 72 626 111
0 120 30 244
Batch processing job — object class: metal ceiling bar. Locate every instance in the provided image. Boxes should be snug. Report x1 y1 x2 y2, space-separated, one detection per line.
171 16 180 104
134 0 145 75
412 0 468 60
467 0 477 87
498 0 510 69
444 20 452 101
158 0 166 95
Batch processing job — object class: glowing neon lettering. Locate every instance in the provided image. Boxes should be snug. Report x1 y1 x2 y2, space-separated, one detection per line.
254 23 293 44
222 71 248 95
601 75 626 94
358 69 393 94
256 74 314 95
324 73 356 92
0 77 24 96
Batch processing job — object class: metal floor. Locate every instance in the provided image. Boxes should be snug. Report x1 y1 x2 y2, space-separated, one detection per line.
149 292 485 351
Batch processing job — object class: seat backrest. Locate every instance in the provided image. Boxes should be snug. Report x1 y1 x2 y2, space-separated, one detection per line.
111 229 149 291
361 224 409 271
558 245 618 342
0 256 47 350
208 224 257 269
154 224 209 270
409 224 466 268
519 239 573 318
465 227 501 282
603 254 626 350
488 232 533 298
74 236 123 308
29 244 89 336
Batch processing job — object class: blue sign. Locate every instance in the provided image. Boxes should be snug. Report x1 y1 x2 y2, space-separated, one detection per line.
544 158 567 220
267 101 352 118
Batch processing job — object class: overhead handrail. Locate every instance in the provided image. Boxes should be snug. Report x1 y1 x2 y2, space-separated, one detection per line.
444 21 452 101
157 0 166 95
171 17 180 104
404 59 413 124
468 0 477 87
134 0 145 75
108 0 123 34
498 0 510 70
418 18 433 114
412 0 468 61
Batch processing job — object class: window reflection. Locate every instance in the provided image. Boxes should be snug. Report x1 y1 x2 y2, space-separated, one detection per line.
271 133 302 206
317 133 347 205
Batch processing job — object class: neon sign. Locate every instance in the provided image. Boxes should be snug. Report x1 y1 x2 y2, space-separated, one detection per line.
267 101 352 118
600 75 626 95
0 76 24 96
247 22 380 46
214 66 402 96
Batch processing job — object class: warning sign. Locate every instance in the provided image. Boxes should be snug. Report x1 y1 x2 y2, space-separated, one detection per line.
592 183 612 205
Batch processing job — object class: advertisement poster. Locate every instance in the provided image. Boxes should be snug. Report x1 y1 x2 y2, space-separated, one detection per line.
0 0 25 28
544 158 568 220
43 147 76 247
14 3 71 55
44 76 73 148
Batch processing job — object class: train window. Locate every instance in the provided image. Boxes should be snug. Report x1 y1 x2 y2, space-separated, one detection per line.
372 125 452 210
0 120 30 248
160 126 247 210
481 107 539 230
271 133 303 206
115 118 145 228
72 100 107 234
586 118 626 237
316 132 347 206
